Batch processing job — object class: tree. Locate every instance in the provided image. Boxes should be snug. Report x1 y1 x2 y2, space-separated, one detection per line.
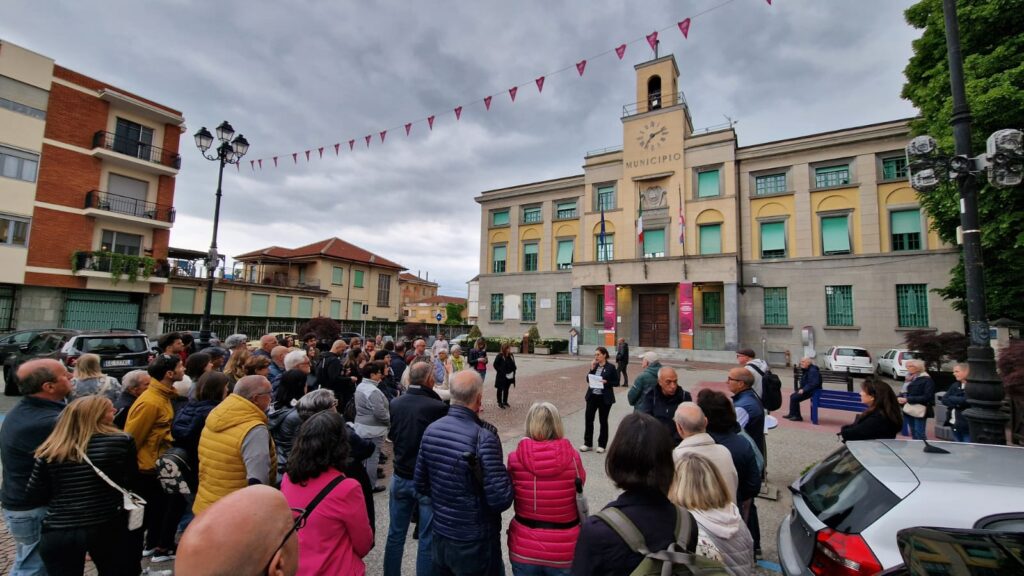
295 316 340 343
904 329 969 371
901 0 1024 321
444 303 466 325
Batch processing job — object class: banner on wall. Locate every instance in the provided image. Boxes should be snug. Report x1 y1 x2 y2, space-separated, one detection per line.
678 282 694 350
603 284 617 347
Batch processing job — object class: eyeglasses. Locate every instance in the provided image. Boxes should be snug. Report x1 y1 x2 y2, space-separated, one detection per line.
262 507 307 574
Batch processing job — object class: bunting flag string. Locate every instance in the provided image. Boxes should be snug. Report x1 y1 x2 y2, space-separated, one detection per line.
249 0 760 173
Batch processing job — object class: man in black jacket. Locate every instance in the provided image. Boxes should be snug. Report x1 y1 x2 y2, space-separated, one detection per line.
785 357 821 421
615 338 630 387
1 359 71 575
315 339 348 395
383 361 448 576
638 366 691 443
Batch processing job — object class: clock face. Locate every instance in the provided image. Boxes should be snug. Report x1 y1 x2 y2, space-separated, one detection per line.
637 120 668 151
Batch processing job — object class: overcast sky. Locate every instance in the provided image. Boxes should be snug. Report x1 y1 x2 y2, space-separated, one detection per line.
4 0 921 296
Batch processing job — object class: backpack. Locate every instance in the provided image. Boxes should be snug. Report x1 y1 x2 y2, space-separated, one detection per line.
595 506 732 575
748 364 782 412
154 447 192 495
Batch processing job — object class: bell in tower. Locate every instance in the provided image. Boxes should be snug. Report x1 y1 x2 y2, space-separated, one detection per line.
647 75 662 111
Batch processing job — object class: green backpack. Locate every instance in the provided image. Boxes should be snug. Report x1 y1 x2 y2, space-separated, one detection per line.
595 506 733 576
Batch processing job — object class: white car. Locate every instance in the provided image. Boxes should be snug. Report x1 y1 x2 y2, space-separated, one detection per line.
821 345 873 374
876 348 920 379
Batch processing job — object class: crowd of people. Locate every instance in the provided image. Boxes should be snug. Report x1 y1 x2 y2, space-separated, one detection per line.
0 330 962 575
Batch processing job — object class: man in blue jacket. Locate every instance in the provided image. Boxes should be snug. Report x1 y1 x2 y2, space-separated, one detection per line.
785 357 822 422
415 370 513 575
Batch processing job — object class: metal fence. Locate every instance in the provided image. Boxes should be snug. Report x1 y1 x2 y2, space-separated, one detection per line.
158 314 473 341
694 326 726 351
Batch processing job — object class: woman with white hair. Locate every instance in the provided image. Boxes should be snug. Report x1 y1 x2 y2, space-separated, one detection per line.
70 353 122 402
450 344 466 372
897 359 935 440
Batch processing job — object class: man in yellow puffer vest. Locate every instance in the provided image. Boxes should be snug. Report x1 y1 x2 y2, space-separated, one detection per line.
193 375 277 515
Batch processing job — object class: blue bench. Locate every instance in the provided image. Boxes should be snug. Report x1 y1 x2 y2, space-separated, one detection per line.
810 389 867 425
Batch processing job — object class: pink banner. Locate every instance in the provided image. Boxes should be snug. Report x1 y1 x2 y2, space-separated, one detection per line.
678 282 694 349
604 284 617 346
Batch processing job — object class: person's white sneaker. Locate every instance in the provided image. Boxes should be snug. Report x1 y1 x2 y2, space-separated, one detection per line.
596 447 606 454
578 445 591 452
142 549 157 558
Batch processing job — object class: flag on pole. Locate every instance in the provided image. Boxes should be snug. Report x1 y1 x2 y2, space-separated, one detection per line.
637 205 644 245
599 206 607 258
679 208 686 246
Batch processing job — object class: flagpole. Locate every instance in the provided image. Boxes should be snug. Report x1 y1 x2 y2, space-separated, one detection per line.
678 183 687 279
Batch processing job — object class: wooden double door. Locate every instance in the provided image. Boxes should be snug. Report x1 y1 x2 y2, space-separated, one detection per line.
638 293 670 348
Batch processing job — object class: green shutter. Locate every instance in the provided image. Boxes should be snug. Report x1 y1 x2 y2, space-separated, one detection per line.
760 222 785 255
297 298 313 318
821 216 851 254
350 301 362 320
596 292 604 322
332 267 343 285
702 292 722 324
170 288 195 314
330 300 341 319
897 284 929 327
523 243 538 256
643 229 665 257
274 296 292 317
697 170 720 198
556 240 573 268
354 270 364 288
492 246 507 273
763 288 788 326
250 294 269 316
825 286 854 326
493 210 509 226
211 291 225 315
891 210 921 234
699 224 721 255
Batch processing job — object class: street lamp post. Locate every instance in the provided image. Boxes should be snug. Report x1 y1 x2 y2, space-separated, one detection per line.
194 121 249 349
905 0 1023 445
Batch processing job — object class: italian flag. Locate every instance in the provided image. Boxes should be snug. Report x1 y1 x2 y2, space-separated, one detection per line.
637 206 644 244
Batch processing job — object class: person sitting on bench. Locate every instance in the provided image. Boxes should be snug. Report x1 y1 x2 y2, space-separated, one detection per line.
784 358 821 422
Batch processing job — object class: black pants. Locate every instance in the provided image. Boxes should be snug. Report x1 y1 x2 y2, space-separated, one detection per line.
432 532 503 576
787 389 814 418
584 397 612 448
39 514 139 575
617 362 628 387
496 384 511 406
134 474 185 551
747 499 761 550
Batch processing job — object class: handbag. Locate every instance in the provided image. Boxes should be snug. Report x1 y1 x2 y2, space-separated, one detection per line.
154 447 193 495
903 403 927 418
82 453 147 531
573 458 589 519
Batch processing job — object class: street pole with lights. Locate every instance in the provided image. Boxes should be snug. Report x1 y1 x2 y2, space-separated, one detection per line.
905 0 1023 445
193 121 249 350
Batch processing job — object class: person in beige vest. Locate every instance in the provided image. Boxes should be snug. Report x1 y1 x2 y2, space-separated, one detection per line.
671 402 739 503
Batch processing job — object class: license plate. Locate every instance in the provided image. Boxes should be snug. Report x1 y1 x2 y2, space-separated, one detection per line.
103 359 132 367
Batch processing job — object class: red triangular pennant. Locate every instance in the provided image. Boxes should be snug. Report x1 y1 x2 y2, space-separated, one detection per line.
509 87 518 102
250 160 255 172
349 139 355 151
646 31 658 53
678 18 691 38
428 115 435 130
405 123 412 136
454 106 462 120
766 0 772 4
615 44 627 59
258 159 263 170
273 157 278 167
292 153 298 164
318 147 324 159
484 96 492 110
334 143 340 155
576 60 587 76
304 150 310 162
379 130 387 143
365 135 372 147
535 76 545 92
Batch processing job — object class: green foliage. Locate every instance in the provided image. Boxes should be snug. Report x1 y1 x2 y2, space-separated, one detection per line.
71 251 155 284
444 303 466 325
527 325 541 342
467 324 482 340
901 0 1024 320
296 317 341 343
997 340 1024 397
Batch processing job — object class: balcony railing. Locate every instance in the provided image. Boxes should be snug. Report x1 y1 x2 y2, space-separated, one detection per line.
85 190 176 223
72 251 170 280
92 131 181 169
622 91 687 118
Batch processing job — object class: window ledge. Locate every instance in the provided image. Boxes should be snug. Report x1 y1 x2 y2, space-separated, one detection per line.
761 325 793 330
824 325 860 330
751 190 795 199
690 195 732 203
895 326 936 332
489 224 511 230
811 182 860 192
488 320 505 324
519 321 537 325
878 177 909 184
700 323 725 328
554 321 571 325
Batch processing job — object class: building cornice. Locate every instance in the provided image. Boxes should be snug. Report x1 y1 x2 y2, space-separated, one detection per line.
737 119 913 160
476 174 585 203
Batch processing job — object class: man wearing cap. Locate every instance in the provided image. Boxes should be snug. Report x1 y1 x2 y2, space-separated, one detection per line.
736 348 769 398
627 351 661 410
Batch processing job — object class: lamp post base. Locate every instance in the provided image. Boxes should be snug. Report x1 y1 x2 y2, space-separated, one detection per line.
964 344 1008 445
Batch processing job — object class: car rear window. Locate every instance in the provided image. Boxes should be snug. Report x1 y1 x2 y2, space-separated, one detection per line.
78 337 149 354
901 351 918 360
799 447 900 533
837 347 870 357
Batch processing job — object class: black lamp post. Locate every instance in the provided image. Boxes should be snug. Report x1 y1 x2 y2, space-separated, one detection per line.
194 121 249 349
905 0 1023 445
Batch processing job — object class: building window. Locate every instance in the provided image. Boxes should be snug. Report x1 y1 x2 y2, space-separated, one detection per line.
492 209 509 227
699 223 721 255
523 243 538 272
492 245 507 273
490 294 504 321
891 209 922 251
330 300 341 319
350 301 363 320
522 206 542 224
763 287 788 326
815 164 851 188
522 293 536 322
643 229 666 258
755 173 786 195
170 287 195 314
556 239 574 270
0 214 30 247
250 294 269 316
882 157 908 180
354 270 364 288
821 215 852 255
332 266 344 285
897 284 929 328
100 230 142 256
0 145 39 183
114 118 154 161
697 169 720 198
595 292 604 323
702 292 722 324
0 75 49 120
297 297 314 318
596 185 616 211
556 292 571 323
825 285 854 326
377 274 391 307
596 233 615 261
274 296 292 317
556 201 577 219
760 221 786 259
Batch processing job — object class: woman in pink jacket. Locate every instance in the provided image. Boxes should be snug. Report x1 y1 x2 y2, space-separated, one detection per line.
281 410 373 575
508 401 586 575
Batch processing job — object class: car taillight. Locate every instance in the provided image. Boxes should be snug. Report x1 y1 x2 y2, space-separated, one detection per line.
810 528 882 576
65 354 79 367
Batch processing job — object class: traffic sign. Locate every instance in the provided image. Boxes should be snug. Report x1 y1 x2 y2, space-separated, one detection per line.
435 312 443 322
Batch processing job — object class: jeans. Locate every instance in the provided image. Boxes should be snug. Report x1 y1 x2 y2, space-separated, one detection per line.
2 506 48 576
432 532 504 576
583 398 611 448
365 435 385 488
906 415 928 440
39 513 138 576
953 428 971 442
511 561 572 576
384 475 437 576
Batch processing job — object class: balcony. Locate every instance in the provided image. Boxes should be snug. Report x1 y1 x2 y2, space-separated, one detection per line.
72 251 169 285
91 131 181 175
622 91 687 118
83 190 175 228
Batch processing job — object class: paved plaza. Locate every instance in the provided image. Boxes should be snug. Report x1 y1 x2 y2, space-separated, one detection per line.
0 355 892 575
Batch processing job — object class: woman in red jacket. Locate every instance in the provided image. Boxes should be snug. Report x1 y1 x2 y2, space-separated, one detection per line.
507 401 586 575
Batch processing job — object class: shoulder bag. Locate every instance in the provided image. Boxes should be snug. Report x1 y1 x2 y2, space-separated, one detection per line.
82 452 147 531
572 457 589 519
902 403 926 418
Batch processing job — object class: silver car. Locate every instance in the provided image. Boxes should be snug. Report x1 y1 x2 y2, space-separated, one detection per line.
778 440 1024 575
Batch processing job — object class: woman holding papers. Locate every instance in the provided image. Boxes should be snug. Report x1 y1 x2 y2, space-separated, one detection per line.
580 346 619 453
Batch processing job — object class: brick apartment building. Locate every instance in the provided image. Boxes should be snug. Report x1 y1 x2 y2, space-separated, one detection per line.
1 39 182 333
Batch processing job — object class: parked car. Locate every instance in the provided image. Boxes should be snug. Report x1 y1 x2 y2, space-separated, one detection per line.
878 525 1024 575
59 332 153 382
1 329 57 374
451 333 471 347
876 349 921 380
822 345 874 375
777 439 1024 575
3 329 79 395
